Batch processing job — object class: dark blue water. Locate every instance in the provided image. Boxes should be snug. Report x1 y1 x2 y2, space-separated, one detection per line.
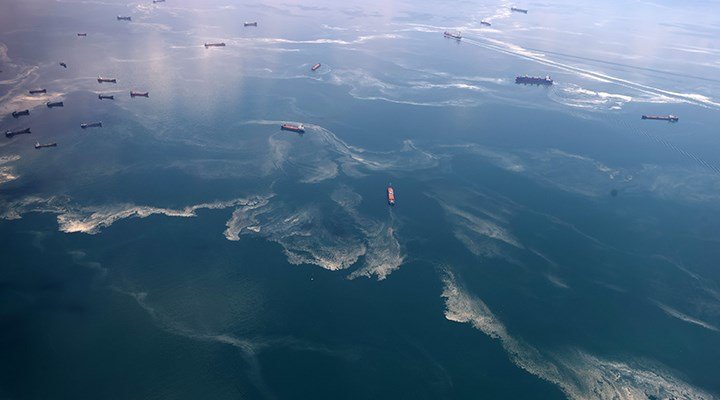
2 0 720 399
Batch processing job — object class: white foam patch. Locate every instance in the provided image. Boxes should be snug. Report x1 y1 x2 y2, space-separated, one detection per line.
441 270 715 400
654 301 719 333
0 155 20 185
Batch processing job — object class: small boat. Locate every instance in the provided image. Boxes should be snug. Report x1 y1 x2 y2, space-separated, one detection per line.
130 91 149 97
443 31 462 40
480 21 491 26
29 89 47 94
97 77 117 83
46 101 64 108
98 94 115 100
204 42 226 48
281 123 305 133
117 16 132 21
387 183 395 206
5 128 31 138
77 33 87 37
244 22 258 27
12 110 30 118
35 142 58 149
311 63 321 71
511 7 528 13
59 62 67 68
81 122 103 129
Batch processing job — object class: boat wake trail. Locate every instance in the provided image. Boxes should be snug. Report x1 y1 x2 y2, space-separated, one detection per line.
460 36 720 109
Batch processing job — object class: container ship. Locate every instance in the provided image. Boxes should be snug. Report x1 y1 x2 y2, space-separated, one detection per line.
98 77 117 83
515 75 553 85
98 94 114 100
117 16 132 21
5 128 31 138
387 184 395 206
511 7 528 13
130 91 149 97
311 63 321 71
281 123 305 133
244 22 258 27
12 110 30 118
29 89 47 94
204 42 226 48
81 122 103 129
642 115 678 122
46 101 64 108
35 142 57 149
481 21 491 26
443 31 462 40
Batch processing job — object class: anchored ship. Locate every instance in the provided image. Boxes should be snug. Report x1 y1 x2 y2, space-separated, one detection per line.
5 128 31 138
511 7 528 13
515 75 553 85
81 122 103 129
130 91 149 97
387 183 395 206
153 0 165 3
12 110 30 118
443 31 462 40
46 101 64 108
60 62 67 68
35 142 57 149
642 115 678 122
311 63 321 71
204 42 226 48
98 94 115 100
29 89 47 94
98 77 117 83
281 123 305 133
77 33 87 37
244 22 258 27
117 16 132 21
481 21 491 26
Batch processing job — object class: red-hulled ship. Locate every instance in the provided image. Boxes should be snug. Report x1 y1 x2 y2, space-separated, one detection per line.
311 63 321 71
387 184 395 206
281 123 305 133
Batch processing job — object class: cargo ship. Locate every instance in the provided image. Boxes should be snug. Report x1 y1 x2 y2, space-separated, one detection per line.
130 91 149 97
244 22 258 27
46 101 64 108
60 62 67 68
153 0 165 3
117 16 132 21
35 142 57 149
511 7 528 13
387 183 395 206
5 128 31 138
481 21 491 26
12 110 30 118
443 31 462 40
29 89 47 94
98 77 117 83
98 94 114 100
311 63 321 71
281 123 305 133
81 122 102 129
77 33 87 37
642 115 678 122
204 42 226 48
515 75 553 85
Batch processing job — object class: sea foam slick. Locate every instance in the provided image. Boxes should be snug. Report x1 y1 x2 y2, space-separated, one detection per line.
5 128 31 138
642 114 679 122
81 122 103 129
515 75 553 85
281 123 305 133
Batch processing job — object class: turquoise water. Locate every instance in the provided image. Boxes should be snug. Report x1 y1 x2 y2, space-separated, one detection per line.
2 0 720 399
